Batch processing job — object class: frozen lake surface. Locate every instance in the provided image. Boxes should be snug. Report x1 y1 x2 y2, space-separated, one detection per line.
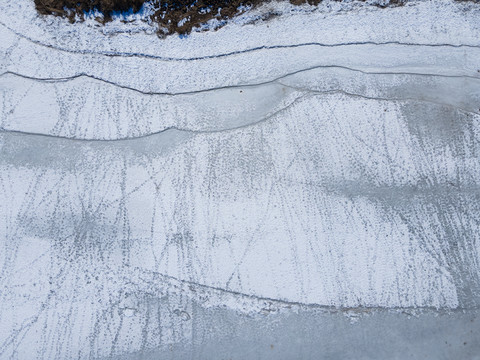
1 0 480 358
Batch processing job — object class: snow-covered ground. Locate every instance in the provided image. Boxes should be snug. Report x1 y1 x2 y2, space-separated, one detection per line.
1 0 480 358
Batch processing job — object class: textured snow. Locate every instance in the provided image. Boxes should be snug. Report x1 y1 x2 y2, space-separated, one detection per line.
1 0 480 358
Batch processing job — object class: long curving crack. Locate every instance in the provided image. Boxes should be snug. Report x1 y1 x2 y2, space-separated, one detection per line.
1 86 478 142
2 20 480 62
2 66 479 96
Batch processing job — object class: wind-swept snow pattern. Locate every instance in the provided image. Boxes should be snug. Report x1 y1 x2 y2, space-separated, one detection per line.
1 0 480 359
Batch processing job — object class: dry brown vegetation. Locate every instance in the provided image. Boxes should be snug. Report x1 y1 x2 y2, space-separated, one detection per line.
34 0 407 36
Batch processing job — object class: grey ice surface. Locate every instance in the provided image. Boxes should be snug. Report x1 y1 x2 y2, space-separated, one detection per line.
103 308 480 360
1 0 480 359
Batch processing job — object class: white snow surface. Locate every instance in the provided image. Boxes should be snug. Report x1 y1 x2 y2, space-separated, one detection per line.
1 0 480 358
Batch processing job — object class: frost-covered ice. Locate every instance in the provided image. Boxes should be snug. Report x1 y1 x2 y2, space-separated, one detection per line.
1 0 480 359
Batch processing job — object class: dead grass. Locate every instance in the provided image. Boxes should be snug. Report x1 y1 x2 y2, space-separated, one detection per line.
34 0 407 36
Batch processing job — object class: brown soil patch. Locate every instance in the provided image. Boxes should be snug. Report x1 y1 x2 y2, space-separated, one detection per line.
34 0 406 36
